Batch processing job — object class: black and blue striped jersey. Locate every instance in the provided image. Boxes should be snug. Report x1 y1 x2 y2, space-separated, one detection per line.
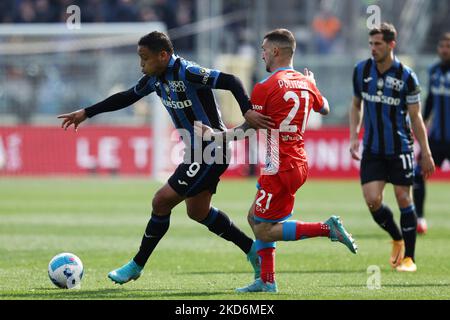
84 53 252 150
353 57 421 156
424 63 450 143
134 54 227 137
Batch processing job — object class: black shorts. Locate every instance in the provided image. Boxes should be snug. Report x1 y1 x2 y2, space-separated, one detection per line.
360 151 415 186
168 161 229 197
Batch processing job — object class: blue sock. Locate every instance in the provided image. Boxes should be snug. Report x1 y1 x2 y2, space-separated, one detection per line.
282 220 297 241
255 239 276 251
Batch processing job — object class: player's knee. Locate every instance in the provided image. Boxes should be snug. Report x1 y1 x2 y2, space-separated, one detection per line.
394 189 412 207
247 215 256 231
364 194 382 211
152 191 173 213
247 208 255 226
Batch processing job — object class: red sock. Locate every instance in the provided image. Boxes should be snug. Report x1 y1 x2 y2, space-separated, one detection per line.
295 221 330 239
257 248 275 284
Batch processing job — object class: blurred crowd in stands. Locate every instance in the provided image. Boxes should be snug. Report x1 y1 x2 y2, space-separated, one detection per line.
0 0 193 28
0 0 447 124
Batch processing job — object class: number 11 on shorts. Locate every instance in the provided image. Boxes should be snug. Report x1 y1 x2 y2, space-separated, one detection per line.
399 153 413 170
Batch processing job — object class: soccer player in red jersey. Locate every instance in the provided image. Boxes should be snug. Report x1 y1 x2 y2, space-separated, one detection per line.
197 29 357 292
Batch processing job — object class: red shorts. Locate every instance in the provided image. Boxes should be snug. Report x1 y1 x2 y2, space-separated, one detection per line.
254 163 308 222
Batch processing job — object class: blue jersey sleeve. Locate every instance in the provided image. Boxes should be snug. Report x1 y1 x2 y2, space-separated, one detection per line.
133 75 156 96
184 65 221 89
352 65 362 98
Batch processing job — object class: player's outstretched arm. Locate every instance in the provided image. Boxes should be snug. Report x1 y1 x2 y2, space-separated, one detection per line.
57 88 143 131
349 96 363 160
408 103 435 179
57 109 87 131
215 73 274 129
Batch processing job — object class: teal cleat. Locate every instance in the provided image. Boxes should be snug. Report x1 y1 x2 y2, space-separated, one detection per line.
246 241 261 280
236 278 278 293
325 215 358 254
108 260 143 285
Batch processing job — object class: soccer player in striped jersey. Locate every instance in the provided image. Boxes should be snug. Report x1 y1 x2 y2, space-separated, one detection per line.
198 29 357 293
414 32 450 234
350 23 435 272
58 31 274 285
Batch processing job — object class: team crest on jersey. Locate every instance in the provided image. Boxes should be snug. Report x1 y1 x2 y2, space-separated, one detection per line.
377 78 384 89
168 80 186 93
385 76 405 91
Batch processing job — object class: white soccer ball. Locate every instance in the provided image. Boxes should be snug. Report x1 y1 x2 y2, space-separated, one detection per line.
48 253 84 289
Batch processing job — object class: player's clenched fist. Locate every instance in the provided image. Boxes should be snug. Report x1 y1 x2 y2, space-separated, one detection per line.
57 109 87 131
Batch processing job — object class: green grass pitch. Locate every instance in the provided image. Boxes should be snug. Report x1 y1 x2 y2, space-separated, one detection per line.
0 177 449 300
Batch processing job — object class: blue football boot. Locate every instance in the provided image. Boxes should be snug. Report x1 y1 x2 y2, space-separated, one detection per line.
108 260 143 285
325 215 358 254
235 278 278 293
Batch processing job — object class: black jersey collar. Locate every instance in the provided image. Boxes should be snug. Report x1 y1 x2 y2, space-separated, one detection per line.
372 56 401 76
167 54 179 70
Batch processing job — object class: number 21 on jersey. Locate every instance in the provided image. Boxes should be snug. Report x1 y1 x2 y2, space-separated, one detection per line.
255 189 273 211
280 90 310 134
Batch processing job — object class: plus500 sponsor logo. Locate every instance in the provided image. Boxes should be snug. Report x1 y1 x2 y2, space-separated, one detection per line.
361 92 401 106
162 99 193 109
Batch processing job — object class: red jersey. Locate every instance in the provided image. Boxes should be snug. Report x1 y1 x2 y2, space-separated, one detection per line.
251 68 325 172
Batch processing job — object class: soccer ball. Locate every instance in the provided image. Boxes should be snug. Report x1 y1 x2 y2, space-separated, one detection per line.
48 253 84 289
